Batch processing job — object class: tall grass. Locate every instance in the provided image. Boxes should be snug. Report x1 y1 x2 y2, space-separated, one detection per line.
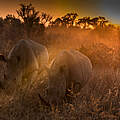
0 26 120 120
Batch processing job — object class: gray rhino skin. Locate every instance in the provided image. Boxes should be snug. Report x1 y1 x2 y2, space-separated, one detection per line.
47 50 92 106
0 40 49 92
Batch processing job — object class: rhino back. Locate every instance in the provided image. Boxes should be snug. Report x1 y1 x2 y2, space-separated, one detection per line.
69 50 92 87
7 40 39 77
49 50 74 90
50 50 92 89
26 40 49 68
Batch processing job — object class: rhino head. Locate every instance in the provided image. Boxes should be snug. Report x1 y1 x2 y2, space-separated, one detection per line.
0 54 22 90
44 64 68 106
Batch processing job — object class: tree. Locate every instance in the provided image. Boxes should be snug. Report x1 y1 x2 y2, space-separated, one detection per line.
95 16 109 28
51 18 63 27
77 16 109 29
61 13 78 27
16 3 40 37
40 12 52 25
0 17 4 31
90 17 99 28
4 14 21 27
77 18 83 27
3 14 23 42
77 17 91 29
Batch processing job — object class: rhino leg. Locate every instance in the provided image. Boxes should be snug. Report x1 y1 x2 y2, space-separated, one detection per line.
73 82 81 94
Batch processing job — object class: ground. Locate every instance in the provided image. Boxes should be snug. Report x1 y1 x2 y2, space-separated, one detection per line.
0 27 120 120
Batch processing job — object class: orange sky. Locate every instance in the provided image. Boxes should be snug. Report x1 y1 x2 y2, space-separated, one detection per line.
0 0 101 19
0 0 119 24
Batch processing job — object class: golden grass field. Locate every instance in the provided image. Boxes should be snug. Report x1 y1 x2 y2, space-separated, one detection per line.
0 27 120 120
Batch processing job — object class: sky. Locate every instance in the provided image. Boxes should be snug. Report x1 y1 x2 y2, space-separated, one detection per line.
0 0 119 24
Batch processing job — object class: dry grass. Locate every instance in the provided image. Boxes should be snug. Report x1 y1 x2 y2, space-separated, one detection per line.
0 27 120 120
0 68 120 120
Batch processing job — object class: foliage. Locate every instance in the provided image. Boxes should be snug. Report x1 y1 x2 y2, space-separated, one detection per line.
77 17 91 29
79 43 114 67
77 16 109 29
16 3 40 38
40 12 52 25
0 3 118 35
0 17 4 28
16 3 40 26
61 13 78 27
4 14 21 26
0 4 120 119
52 13 78 27
0 60 120 120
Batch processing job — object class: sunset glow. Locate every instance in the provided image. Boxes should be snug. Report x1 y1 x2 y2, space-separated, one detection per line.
0 1 120 119
0 0 119 24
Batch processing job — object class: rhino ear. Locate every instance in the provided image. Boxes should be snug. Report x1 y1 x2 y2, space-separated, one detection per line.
0 54 7 62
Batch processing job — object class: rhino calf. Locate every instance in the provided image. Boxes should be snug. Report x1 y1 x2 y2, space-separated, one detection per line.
46 50 92 106
0 40 49 93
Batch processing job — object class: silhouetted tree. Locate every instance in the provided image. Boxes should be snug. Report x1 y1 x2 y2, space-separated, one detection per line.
0 17 4 32
16 3 40 37
77 16 109 29
51 18 63 27
61 13 78 27
77 17 91 29
4 14 21 27
3 14 23 42
97 16 109 28
77 18 83 26
90 17 99 28
40 12 52 25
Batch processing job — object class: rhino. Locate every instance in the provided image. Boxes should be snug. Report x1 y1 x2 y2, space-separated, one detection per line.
41 50 92 107
0 40 49 92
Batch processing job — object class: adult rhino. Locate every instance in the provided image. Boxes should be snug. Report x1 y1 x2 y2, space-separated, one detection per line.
40 49 92 107
0 40 49 92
